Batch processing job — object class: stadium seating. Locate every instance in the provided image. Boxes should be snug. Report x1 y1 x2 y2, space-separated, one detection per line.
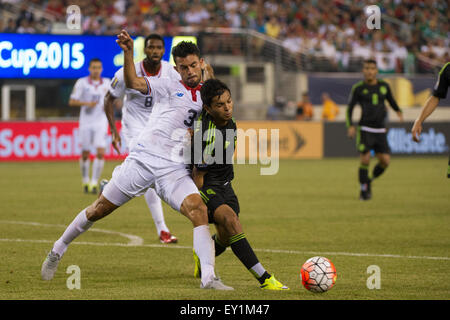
0 0 448 73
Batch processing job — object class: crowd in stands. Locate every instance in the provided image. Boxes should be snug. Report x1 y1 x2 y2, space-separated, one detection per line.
1 0 448 73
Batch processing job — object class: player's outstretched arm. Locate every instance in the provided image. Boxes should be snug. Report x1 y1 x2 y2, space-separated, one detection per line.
116 30 148 94
104 92 121 154
411 95 440 142
68 99 96 108
202 63 215 81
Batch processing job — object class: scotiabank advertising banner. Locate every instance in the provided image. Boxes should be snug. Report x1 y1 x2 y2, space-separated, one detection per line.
0 120 324 161
0 121 127 161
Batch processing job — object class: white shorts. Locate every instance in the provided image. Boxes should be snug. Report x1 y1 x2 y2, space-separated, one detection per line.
79 124 108 151
102 153 199 211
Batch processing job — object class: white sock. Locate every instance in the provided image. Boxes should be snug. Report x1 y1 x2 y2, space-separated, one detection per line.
144 188 168 235
91 157 104 186
80 159 90 184
52 209 93 257
250 262 266 278
193 225 216 285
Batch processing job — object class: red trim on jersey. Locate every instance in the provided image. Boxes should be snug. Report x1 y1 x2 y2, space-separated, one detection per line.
141 61 162 77
180 80 203 102
87 76 103 88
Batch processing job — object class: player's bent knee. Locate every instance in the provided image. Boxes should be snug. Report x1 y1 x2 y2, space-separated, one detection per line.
215 205 242 235
96 149 105 160
86 195 118 222
223 214 241 235
378 155 390 167
181 194 208 226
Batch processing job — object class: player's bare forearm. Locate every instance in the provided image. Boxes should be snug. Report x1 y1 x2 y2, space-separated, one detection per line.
117 30 148 94
411 95 440 142
104 92 118 134
347 125 356 139
69 99 95 108
123 49 146 92
104 92 122 154
415 95 440 124
202 63 215 81
68 99 83 107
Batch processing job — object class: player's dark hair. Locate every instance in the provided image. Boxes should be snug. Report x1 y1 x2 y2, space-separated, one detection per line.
172 41 201 61
89 58 102 66
145 34 165 47
363 59 377 65
201 79 230 107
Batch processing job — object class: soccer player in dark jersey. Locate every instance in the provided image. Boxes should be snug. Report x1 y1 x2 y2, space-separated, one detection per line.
412 62 450 178
346 59 403 200
190 78 289 290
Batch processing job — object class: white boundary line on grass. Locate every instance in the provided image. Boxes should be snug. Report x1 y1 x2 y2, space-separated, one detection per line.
1 220 449 261
0 220 143 246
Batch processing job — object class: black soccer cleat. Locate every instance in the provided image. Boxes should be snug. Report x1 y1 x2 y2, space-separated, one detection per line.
359 183 371 201
366 180 372 199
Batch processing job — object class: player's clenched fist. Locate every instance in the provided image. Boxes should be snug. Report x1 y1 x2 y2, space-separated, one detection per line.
411 120 422 142
116 30 133 52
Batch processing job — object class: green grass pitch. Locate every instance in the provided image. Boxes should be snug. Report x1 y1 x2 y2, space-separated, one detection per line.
0 157 449 300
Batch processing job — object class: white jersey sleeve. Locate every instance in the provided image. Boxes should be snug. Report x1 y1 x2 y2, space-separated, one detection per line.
167 63 181 81
109 68 126 99
70 78 84 101
144 76 172 99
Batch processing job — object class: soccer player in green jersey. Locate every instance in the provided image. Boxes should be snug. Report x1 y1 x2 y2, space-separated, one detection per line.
412 62 450 178
190 79 289 290
346 59 403 200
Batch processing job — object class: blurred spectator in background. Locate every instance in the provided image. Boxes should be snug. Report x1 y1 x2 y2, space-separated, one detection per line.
16 19 35 33
265 16 281 39
266 96 286 120
321 92 339 121
296 92 314 121
3 18 17 33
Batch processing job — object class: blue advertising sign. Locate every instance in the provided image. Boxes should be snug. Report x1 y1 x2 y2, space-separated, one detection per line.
0 34 196 79
324 122 450 157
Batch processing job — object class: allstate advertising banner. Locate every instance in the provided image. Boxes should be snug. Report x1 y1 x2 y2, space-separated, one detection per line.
324 122 450 157
236 121 323 159
0 121 127 161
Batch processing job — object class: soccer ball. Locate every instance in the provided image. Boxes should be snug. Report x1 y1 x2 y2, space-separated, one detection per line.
301 256 337 293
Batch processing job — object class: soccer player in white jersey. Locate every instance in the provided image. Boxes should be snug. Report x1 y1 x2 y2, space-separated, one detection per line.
41 30 232 290
69 58 110 194
104 34 180 244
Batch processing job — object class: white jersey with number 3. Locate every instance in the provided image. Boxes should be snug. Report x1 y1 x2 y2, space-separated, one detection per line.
109 60 181 141
130 78 203 164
